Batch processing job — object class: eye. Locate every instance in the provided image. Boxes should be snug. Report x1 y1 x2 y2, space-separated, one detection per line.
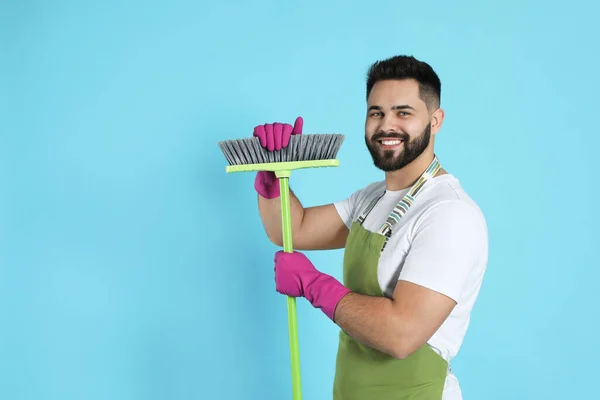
369 112 382 118
398 111 410 117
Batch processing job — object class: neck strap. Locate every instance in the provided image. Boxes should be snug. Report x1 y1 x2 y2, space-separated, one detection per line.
379 155 441 237
356 155 442 251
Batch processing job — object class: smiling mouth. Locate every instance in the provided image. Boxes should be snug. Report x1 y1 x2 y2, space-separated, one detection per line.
377 138 404 148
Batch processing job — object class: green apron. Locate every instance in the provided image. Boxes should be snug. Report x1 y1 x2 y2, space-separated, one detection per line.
333 156 448 400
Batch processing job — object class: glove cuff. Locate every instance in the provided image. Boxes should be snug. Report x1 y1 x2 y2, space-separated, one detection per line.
305 273 352 322
254 171 280 199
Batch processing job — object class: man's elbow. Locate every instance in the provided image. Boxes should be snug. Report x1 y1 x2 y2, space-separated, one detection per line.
389 338 420 360
390 347 413 360
268 232 283 247
264 227 284 247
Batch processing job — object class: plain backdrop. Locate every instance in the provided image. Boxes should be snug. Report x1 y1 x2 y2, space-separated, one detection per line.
2 0 599 399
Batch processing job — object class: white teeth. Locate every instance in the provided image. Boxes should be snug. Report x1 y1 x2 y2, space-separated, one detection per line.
381 140 402 145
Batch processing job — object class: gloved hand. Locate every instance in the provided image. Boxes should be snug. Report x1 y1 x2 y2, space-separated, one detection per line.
274 250 351 322
253 116 303 199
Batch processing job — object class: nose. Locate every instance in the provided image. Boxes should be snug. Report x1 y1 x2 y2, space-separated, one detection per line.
379 113 400 133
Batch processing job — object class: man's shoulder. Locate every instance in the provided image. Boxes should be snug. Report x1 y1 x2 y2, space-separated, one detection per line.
333 180 387 228
417 174 487 227
342 180 387 204
361 180 387 196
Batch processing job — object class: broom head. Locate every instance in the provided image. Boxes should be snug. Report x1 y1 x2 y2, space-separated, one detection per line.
218 133 345 174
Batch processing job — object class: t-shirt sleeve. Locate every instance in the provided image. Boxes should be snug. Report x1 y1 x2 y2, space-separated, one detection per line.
333 192 357 230
398 200 488 303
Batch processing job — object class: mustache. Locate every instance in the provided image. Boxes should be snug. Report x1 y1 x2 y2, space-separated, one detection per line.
371 131 409 142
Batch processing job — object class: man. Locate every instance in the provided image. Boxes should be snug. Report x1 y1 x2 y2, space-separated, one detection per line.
252 55 488 400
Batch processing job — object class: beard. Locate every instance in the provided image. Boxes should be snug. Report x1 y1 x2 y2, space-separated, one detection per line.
365 123 431 172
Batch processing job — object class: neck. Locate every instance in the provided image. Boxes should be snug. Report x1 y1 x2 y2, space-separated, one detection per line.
384 150 446 191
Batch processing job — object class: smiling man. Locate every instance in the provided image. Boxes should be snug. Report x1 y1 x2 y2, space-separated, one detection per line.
252 55 489 400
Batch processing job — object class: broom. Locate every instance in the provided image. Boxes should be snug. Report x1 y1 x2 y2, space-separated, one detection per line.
217 132 345 400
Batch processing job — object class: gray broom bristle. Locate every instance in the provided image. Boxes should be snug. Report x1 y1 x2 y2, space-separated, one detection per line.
217 133 345 166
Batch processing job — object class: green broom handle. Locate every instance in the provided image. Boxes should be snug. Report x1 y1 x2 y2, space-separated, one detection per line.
278 175 302 400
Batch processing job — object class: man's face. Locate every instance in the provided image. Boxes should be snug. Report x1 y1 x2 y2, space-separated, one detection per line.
364 79 435 172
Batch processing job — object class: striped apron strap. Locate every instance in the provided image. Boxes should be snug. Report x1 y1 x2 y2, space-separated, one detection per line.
378 156 442 251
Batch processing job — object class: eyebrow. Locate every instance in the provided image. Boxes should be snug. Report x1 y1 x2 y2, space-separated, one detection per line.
368 105 416 111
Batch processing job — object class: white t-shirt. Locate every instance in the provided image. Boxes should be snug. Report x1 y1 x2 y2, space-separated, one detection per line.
333 174 488 400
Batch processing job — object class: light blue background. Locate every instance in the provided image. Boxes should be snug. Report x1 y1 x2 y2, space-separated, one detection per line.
2 1 598 399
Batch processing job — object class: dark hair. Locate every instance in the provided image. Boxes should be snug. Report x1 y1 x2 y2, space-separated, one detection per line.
366 55 441 111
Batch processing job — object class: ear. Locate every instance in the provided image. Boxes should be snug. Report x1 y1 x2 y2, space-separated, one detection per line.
430 108 445 135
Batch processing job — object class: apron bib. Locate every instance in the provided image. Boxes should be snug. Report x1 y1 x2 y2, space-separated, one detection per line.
333 156 448 400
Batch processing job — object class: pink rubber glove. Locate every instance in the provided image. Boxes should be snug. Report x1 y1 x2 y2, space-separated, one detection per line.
274 250 351 322
253 116 303 199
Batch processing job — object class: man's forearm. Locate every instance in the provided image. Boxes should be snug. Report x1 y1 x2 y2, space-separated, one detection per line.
258 188 305 247
333 292 412 359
